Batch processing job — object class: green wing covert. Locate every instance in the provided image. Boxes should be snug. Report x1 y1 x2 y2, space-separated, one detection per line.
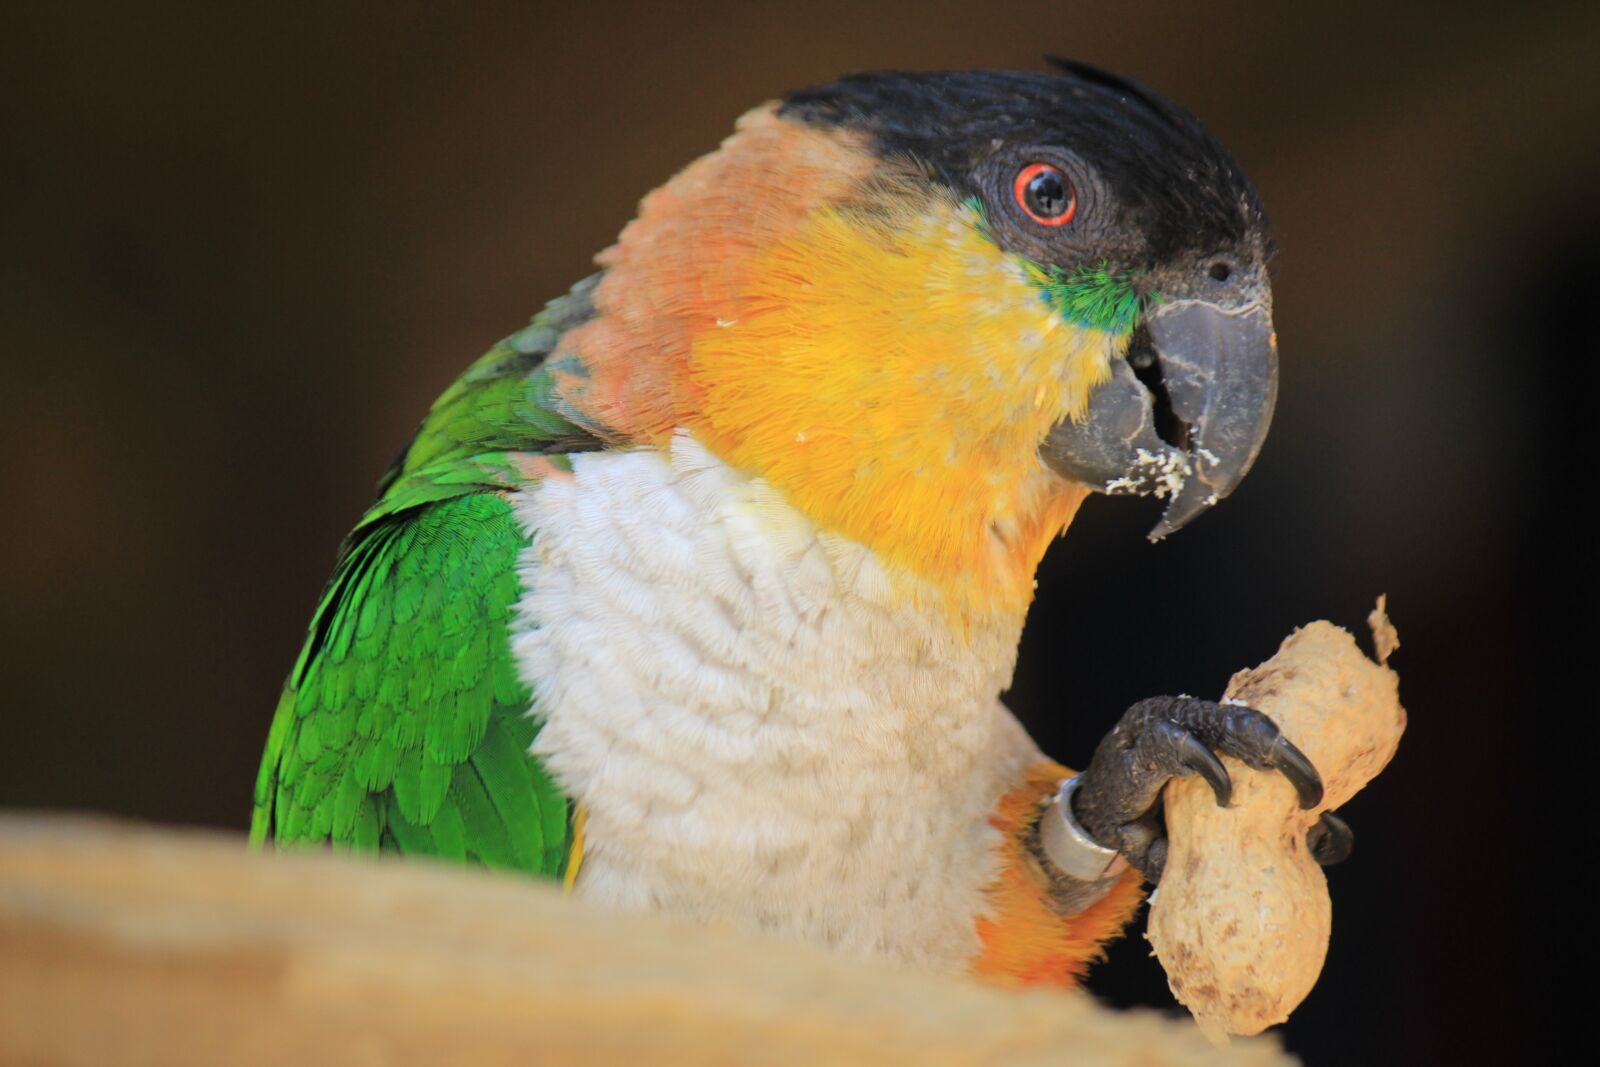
251 278 601 878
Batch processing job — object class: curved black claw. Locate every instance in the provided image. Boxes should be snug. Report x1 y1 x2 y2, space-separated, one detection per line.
1070 695 1327 882
1308 811 1354 866
1266 735 1324 810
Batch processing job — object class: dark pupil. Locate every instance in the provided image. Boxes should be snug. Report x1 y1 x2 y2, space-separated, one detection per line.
1027 170 1068 216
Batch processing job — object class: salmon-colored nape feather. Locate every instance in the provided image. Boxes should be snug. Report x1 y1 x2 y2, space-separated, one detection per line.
552 106 876 443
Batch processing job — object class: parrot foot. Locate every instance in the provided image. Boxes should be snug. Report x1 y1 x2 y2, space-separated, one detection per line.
1306 809 1354 865
1070 695 1352 882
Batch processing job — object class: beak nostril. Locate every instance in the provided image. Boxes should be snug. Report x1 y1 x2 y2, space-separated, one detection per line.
1209 261 1232 282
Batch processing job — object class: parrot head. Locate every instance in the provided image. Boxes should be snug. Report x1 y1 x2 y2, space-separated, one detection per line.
547 63 1275 616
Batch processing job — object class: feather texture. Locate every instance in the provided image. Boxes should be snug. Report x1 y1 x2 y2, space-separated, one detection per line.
250 280 602 878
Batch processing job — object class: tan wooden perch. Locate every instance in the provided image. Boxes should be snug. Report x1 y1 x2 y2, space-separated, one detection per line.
0 816 1292 1066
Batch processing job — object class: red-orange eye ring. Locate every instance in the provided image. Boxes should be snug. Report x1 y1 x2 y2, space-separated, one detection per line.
1013 162 1077 226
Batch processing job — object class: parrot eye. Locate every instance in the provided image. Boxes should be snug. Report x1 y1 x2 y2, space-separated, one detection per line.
1013 163 1077 226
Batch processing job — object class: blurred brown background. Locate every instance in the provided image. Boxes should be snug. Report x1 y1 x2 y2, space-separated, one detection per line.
3 2 1592 1062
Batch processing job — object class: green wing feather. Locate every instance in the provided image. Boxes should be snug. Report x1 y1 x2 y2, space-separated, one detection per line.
251 277 601 878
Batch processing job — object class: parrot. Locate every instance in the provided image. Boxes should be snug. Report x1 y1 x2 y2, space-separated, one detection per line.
251 61 1352 988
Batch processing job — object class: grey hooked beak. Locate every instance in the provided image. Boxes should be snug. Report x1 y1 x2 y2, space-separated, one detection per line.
1039 298 1278 541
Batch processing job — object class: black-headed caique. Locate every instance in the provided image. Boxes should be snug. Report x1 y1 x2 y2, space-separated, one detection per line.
253 63 1348 987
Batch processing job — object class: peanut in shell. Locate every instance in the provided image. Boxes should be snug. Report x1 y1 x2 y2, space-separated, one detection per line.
1146 600 1405 1044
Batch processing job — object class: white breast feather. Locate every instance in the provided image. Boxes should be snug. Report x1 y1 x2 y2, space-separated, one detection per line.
510 432 1042 970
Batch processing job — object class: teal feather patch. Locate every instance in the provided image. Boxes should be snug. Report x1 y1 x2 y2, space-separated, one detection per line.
1028 260 1151 335
962 194 1152 335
